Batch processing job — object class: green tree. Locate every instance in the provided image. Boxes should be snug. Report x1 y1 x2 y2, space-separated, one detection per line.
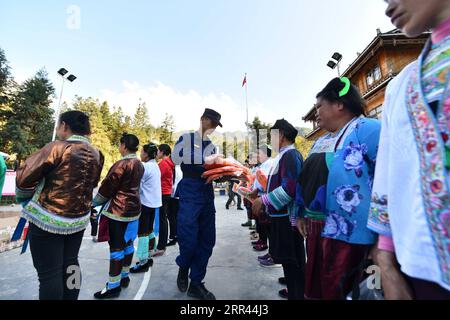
295 136 314 159
159 113 175 145
108 106 128 145
0 69 55 163
71 96 118 178
0 47 12 105
132 101 153 145
248 116 272 149
0 48 13 149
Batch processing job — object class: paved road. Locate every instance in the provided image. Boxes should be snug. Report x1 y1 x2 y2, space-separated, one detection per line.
0 195 284 300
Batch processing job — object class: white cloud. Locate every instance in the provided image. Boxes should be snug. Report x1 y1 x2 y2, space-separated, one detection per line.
99 81 279 132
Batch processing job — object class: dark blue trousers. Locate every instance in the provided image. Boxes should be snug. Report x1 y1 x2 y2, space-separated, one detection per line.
175 178 216 285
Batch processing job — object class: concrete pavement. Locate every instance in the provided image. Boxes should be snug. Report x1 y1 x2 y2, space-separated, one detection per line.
0 195 284 300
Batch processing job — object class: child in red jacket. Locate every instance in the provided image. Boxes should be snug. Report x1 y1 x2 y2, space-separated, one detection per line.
153 144 174 256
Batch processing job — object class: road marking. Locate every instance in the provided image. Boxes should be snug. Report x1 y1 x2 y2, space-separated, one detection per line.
133 268 152 300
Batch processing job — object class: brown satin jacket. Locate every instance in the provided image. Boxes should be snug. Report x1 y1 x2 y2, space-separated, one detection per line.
16 137 104 218
97 155 144 220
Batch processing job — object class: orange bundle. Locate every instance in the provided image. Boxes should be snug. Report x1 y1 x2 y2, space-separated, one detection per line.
232 179 258 203
202 157 251 184
204 157 250 174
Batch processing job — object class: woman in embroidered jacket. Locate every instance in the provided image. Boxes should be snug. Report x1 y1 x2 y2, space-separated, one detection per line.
252 119 305 300
296 78 381 300
15 111 104 300
92 133 144 299
368 0 450 300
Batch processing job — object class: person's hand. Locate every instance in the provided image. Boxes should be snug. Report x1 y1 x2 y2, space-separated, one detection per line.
371 247 414 300
91 207 98 218
248 189 259 201
205 154 224 165
296 218 308 238
252 197 265 218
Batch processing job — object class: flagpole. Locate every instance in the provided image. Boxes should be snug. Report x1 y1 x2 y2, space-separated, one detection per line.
244 73 248 131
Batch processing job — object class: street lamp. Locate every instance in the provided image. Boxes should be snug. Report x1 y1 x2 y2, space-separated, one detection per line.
52 68 77 141
327 52 343 77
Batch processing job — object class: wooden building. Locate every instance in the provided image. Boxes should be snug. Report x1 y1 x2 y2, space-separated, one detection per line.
303 29 430 141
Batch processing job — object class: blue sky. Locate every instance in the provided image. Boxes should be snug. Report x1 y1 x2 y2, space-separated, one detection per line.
0 1 394 131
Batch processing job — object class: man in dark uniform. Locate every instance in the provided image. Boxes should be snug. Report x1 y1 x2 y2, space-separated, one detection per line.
172 108 223 300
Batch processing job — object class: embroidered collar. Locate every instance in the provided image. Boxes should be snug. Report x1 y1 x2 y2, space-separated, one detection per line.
122 153 138 160
418 40 450 124
66 135 91 144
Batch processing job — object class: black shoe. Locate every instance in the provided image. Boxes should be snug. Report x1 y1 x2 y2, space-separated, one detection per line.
167 238 178 247
130 260 152 274
241 221 252 227
225 206 229 210
278 277 287 286
237 207 244 210
278 288 288 299
187 283 216 300
121 277 130 288
94 284 121 299
249 224 256 230
177 268 189 292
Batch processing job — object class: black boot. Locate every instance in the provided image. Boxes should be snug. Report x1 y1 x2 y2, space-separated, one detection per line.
278 288 288 299
177 268 189 292
94 284 121 299
167 238 178 247
130 260 153 274
241 221 252 227
187 282 216 300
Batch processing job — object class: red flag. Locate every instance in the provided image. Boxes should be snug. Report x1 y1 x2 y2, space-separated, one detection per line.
242 74 247 87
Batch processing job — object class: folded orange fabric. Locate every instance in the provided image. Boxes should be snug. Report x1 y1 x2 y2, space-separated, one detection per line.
202 166 243 177
202 157 251 184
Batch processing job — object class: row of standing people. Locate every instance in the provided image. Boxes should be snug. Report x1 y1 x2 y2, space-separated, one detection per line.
236 0 450 299
14 107 223 300
14 117 183 299
90 138 183 299
11 0 450 301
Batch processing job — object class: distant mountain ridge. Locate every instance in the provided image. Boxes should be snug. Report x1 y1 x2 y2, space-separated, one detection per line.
173 127 312 141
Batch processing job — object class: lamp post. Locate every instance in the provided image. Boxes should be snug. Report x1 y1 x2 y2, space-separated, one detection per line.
52 68 77 141
327 52 343 77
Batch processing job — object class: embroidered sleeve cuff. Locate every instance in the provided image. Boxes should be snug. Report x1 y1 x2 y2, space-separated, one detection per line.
15 187 35 202
261 194 270 207
266 186 293 211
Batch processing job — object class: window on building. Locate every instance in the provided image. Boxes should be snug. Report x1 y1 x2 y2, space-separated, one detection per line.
368 105 383 119
366 65 382 87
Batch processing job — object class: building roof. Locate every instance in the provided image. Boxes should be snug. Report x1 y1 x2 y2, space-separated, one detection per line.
341 28 430 78
302 28 431 121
